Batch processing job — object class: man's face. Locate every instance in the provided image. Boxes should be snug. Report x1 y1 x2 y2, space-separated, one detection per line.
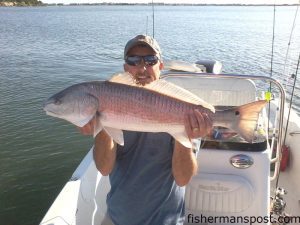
124 45 163 86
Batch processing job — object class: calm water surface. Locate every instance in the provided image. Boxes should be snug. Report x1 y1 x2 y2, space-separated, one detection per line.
0 5 300 225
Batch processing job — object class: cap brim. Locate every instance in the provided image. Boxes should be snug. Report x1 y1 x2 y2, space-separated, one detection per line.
124 41 160 58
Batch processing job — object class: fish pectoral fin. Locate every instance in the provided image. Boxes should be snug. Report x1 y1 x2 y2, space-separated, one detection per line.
75 115 95 127
93 113 103 138
170 132 192 149
103 127 124 146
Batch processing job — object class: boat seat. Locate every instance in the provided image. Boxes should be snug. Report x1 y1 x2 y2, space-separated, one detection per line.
185 173 254 214
183 148 270 225
163 75 257 106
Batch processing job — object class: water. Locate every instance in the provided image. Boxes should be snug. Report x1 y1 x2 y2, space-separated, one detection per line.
0 5 300 225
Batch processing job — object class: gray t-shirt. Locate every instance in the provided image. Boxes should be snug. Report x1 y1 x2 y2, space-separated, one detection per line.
106 131 185 225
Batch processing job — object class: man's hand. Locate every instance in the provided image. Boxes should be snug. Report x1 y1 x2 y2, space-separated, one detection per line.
184 109 213 140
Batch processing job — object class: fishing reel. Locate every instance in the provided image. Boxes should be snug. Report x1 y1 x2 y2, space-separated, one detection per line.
270 187 291 225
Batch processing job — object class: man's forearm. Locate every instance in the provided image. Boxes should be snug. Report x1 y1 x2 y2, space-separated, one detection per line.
93 130 117 176
172 140 198 187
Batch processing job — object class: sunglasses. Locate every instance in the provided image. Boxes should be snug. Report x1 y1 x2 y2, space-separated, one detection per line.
125 55 159 67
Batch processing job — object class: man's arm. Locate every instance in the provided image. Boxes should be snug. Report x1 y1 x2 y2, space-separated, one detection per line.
172 110 212 187
172 141 198 187
79 121 117 176
93 130 117 176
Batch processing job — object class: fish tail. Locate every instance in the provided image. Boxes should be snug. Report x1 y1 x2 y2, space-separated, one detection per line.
232 100 267 142
215 100 267 142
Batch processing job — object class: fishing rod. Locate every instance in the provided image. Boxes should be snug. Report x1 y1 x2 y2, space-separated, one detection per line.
266 2 277 139
275 50 300 190
281 0 300 152
273 2 300 191
282 2 299 89
283 52 300 147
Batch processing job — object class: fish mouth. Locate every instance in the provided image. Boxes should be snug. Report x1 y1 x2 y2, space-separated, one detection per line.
45 110 60 117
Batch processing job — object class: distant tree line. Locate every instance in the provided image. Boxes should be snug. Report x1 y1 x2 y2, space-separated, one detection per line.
0 0 43 6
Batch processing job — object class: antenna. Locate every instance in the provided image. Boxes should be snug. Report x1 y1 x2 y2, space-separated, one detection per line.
270 3 276 78
146 16 148 35
152 0 155 38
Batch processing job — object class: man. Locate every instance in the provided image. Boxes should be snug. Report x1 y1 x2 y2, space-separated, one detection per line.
80 34 212 225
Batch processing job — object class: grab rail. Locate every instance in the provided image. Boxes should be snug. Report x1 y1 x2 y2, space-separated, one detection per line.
161 72 286 181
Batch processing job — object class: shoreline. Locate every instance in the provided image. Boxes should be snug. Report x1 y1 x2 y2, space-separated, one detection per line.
1 2 299 7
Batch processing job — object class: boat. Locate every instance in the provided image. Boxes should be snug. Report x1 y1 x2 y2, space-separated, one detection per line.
40 61 300 225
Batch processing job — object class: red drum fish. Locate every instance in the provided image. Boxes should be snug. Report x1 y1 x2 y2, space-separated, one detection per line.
43 72 267 148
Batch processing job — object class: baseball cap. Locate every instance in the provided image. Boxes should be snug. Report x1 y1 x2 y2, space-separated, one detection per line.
124 34 162 59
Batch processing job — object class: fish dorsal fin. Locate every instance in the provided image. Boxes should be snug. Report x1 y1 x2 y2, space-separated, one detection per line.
109 72 137 85
109 72 215 112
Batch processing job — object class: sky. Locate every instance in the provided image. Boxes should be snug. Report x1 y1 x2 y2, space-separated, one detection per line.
43 0 300 5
